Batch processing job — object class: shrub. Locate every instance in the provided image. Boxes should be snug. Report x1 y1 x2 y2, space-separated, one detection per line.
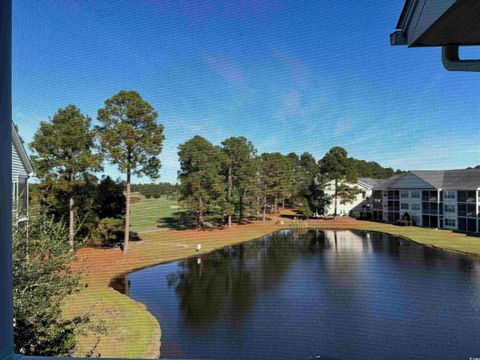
298 201 313 219
350 211 361 219
396 219 412 226
88 217 124 246
13 214 88 356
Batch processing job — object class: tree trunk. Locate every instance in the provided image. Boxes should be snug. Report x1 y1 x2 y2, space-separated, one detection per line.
69 195 75 253
262 195 267 221
333 179 338 219
274 196 278 214
238 191 244 224
282 197 285 209
198 198 204 228
124 170 131 254
227 165 232 228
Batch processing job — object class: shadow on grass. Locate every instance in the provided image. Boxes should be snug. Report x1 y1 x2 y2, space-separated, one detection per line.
156 211 194 230
156 212 263 230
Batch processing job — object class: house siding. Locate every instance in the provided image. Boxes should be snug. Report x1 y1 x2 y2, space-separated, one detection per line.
372 170 480 234
12 143 28 181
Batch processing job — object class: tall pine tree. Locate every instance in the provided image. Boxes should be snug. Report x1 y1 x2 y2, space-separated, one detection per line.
97 90 164 253
178 136 226 228
30 105 102 251
319 146 360 218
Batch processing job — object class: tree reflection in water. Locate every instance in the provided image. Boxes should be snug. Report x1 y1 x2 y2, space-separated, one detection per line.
110 229 480 360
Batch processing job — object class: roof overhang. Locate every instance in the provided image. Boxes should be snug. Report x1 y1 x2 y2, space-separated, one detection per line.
391 0 480 71
12 124 33 175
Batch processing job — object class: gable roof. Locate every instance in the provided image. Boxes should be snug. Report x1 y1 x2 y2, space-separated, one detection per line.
357 177 381 189
379 169 480 190
443 169 480 189
12 124 33 175
410 170 445 189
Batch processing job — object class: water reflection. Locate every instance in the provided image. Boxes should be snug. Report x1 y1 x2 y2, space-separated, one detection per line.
111 230 480 360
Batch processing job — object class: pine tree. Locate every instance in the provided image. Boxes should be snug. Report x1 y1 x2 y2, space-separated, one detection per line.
30 105 102 251
221 137 257 226
319 147 360 218
97 90 164 253
178 136 226 228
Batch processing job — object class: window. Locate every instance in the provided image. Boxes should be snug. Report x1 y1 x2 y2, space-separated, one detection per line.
445 218 455 227
444 191 455 199
401 203 409 210
444 205 456 213
411 203 420 211
400 191 409 198
411 191 420 198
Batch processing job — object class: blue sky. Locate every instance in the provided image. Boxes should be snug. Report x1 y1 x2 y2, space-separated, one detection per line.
13 1 480 184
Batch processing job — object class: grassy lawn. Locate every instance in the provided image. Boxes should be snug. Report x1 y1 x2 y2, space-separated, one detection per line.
130 196 183 231
65 214 480 358
63 287 160 359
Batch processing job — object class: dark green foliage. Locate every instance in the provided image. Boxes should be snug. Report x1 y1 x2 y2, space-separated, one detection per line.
221 137 257 225
178 136 226 228
96 176 126 219
319 147 361 218
350 158 403 179
131 182 179 199
397 213 413 226
97 90 164 178
33 176 126 244
30 105 103 250
257 153 290 219
88 217 124 246
13 214 87 356
97 90 164 253
298 200 313 219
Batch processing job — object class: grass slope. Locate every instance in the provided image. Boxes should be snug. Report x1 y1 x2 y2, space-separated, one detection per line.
130 196 183 231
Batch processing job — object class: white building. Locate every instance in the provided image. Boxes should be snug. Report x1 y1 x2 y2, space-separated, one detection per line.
323 178 379 217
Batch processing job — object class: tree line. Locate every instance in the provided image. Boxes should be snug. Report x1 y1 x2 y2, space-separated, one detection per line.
29 88 402 252
177 136 402 228
131 182 179 199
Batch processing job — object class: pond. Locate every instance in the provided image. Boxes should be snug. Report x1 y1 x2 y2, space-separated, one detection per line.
111 230 480 360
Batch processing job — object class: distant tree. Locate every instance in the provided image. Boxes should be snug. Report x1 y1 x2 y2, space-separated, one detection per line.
257 153 286 220
30 105 102 251
97 90 164 253
178 136 226 228
350 158 403 179
221 137 257 226
319 147 360 218
131 183 178 199
305 174 331 217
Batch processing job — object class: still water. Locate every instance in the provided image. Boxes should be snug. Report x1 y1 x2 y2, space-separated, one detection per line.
111 230 480 360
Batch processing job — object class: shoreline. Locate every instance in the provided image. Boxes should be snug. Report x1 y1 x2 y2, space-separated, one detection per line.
64 215 480 358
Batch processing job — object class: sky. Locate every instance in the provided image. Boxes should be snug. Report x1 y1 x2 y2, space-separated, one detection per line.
13 0 480 184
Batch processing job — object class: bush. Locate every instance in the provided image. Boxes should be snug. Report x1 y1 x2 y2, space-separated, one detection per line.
350 211 361 219
88 217 124 246
13 214 88 356
396 219 412 226
298 201 313 219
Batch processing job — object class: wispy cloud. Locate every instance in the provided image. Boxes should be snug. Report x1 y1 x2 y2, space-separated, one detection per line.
203 54 253 93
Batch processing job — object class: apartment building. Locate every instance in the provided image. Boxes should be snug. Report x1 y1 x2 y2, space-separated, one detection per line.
371 169 480 233
323 178 379 217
